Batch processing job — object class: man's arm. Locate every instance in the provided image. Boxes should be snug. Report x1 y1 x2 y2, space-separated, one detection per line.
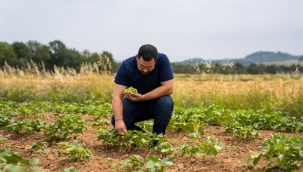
125 79 173 101
112 83 127 133
143 79 173 100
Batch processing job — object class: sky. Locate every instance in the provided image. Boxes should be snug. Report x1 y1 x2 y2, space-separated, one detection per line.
0 0 303 62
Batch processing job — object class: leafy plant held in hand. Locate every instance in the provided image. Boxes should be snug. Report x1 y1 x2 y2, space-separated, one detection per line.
124 86 138 94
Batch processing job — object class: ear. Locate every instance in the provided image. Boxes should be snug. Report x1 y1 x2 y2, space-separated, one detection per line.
136 54 138 60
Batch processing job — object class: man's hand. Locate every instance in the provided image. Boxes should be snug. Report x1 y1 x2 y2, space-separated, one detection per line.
124 92 145 101
115 120 127 133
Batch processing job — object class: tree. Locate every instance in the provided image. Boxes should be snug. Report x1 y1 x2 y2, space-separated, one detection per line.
26 41 51 63
12 42 28 59
234 62 246 74
101 51 114 64
63 48 84 72
0 42 17 66
246 63 258 74
48 40 67 69
265 64 278 74
11 42 30 66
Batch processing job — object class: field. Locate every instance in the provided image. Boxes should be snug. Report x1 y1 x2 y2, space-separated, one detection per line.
1 64 303 172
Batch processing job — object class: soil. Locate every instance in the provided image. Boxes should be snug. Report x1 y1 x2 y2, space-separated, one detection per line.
1 113 303 172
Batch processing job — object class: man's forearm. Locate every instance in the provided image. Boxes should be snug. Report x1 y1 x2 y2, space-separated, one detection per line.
112 97 123 120
143 86 172 101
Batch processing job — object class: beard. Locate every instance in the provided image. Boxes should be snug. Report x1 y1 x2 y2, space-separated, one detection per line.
140 70 151 75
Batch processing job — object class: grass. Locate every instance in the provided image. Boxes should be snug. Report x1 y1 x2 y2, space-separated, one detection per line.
1 61 303 117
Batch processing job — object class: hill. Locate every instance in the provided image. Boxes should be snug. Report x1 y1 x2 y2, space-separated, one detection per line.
174 51 303 67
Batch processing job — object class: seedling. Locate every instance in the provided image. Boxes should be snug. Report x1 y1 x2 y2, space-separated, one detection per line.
152 141 177 154
187 132 201 141
146 156 174 172
44 114 88 139
5 119 46 133
30 142 49 154
93 119 110 126
120 155 145 170
56 140 93 162
0 135 7 144
97 129 166 149
233 125 258 140
0 148 39 169
198 136 225 160
246 133 303 171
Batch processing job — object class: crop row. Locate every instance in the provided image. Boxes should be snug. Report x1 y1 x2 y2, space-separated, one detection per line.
1 99 302 135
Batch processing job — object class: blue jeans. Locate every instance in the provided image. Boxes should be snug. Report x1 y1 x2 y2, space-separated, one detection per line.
111 95 174 135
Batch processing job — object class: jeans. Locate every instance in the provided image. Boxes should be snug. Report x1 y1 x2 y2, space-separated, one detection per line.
111 95 174 135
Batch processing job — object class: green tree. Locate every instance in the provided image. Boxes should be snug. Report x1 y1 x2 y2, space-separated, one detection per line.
63 48 84 72
0 42 17 66
265 64 278 74
247 63 258 74
11 42 30 66
234 62 246 74
26 41 51 63
48 40 68 69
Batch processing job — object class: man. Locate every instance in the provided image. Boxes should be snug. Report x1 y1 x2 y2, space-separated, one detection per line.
111 44 174 140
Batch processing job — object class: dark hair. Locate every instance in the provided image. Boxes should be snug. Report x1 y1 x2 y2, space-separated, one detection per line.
138 44 158 61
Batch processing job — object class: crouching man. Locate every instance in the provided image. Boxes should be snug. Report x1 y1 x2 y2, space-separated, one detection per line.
111 44 174 144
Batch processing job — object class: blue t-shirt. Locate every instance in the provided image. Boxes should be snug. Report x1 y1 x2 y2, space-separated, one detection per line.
114 53 174 95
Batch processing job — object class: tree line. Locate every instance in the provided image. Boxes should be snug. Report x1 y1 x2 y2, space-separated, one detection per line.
0 40 120 72
171 62 303 74
1 40 302 74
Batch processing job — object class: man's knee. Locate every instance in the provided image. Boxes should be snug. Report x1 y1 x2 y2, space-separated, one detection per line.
156 95 174 112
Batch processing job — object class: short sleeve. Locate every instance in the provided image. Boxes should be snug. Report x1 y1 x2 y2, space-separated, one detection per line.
114 63 129 86
159 54 174 82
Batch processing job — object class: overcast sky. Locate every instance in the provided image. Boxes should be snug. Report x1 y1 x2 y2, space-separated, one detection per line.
1 0 303 62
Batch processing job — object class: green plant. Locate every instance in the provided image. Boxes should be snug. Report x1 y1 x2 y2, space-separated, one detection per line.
152 141 177 154
246 133 303 171
177 135 224 159
120 155 145 170
56 140 93 162
0 148 39 170
198 136 225 160
44 114 88 139
178 143 201 157
0 115 11 129
233 125 258 140
124 86 138 94
145 156 174 172
97 129 166 149
5 119 46 133
0 136 6 145
29 142 49 154
187 132 201 141
0 166 40 172
93 119 110 126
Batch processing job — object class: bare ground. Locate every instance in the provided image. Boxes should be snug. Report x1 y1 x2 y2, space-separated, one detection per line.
1 113 303 172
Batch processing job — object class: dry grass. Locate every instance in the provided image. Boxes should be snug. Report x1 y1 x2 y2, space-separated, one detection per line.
0 61 303 117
